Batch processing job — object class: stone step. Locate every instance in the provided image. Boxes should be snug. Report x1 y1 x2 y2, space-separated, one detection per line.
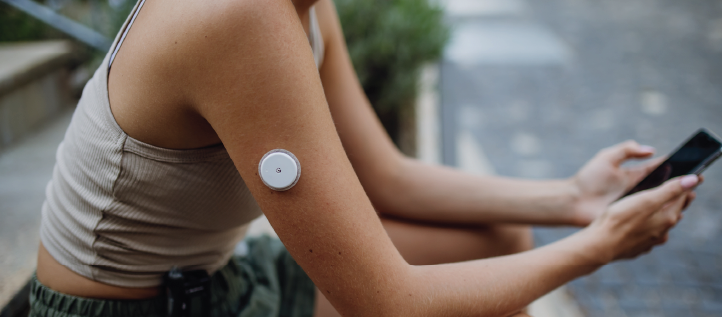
0 40 75 154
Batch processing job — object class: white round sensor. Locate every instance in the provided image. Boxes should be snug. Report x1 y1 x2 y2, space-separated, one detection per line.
259 149 301 191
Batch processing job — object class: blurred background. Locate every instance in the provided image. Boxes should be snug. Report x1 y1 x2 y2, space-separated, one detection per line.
0 0 720 316
439 0 722 316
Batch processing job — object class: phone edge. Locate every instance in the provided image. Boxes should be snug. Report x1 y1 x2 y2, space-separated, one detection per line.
692 149 722 175
618 128 722 200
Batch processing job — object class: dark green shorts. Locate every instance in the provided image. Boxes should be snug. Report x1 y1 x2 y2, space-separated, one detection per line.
29 236 316 317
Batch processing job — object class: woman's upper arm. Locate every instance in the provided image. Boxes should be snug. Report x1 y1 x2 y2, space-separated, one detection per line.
314 0 409 203
183 0 409 314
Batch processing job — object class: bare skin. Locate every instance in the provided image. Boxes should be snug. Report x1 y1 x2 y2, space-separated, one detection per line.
36 0 701 316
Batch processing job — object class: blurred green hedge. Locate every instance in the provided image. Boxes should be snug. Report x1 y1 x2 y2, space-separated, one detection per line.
0 0 134 43
334 0 449 115
0 3 60 42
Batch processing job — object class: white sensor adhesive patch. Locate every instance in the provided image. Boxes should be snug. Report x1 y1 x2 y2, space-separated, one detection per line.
259 149 301 191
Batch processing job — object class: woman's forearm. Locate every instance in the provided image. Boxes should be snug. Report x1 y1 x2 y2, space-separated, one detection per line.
371 157 580 226
386 175 696 317
389 227 604 317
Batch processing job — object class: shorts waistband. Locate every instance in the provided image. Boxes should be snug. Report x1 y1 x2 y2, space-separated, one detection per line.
29 275 166 317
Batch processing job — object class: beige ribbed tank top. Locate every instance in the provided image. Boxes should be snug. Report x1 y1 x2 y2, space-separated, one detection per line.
39 0 325 288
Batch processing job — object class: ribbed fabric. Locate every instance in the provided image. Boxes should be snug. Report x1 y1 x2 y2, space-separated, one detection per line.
39 1 324 288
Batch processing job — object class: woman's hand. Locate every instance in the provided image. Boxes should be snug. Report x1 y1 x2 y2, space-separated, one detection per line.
569 140 662 226
584 175 699 263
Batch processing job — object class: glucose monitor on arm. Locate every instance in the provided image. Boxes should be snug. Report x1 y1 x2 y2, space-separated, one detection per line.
259 149 301 191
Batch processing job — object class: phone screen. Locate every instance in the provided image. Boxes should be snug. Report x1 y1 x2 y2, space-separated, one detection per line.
623 129 722 198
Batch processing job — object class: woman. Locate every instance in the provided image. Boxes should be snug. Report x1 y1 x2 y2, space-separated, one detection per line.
33 0 700 316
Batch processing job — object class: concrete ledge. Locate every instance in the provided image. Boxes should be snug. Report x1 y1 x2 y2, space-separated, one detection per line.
0 40 74 153
0 41 73 97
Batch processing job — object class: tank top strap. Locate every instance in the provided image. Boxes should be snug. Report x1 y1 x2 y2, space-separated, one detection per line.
109 0 147 69
309 6 325 68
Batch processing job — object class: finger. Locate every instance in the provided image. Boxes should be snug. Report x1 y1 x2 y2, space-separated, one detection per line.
625 156 667 187
629 243 655 259
682 192 697 210
603 140 656 167
635 175 699 215
654 232 670 246
653 192 688 231
645 206 676 246
669 193 687 220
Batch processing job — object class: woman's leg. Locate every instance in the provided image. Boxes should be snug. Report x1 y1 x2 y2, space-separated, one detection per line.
313 217 534 317
380 216 533 265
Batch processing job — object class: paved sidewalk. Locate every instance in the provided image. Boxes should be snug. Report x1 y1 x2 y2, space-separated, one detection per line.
416 62 583 316
439 0 722 316
0 109 73 308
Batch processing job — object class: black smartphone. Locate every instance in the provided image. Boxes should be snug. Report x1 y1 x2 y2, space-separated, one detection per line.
621 128 722 198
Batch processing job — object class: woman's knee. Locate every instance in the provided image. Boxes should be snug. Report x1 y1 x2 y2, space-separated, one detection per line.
485 224 534 256
380 216 534 264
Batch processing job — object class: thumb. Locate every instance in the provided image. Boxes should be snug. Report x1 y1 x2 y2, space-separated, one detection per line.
636 175 699 214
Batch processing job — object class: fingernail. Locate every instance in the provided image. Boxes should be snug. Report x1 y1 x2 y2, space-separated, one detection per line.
680 175 699 189
640 145 655 153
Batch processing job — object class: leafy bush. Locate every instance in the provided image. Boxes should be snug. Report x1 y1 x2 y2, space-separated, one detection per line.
0 3 62 42
0 0 134 44
334 0 449 114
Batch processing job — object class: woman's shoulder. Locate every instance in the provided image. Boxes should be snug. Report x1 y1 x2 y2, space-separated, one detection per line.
149 0 310 78
106 0 311 150
154 0 292 49
133 0 314 100
115 0 302 77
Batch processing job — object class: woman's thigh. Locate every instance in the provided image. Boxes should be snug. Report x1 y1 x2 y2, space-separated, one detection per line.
313 217 534 316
